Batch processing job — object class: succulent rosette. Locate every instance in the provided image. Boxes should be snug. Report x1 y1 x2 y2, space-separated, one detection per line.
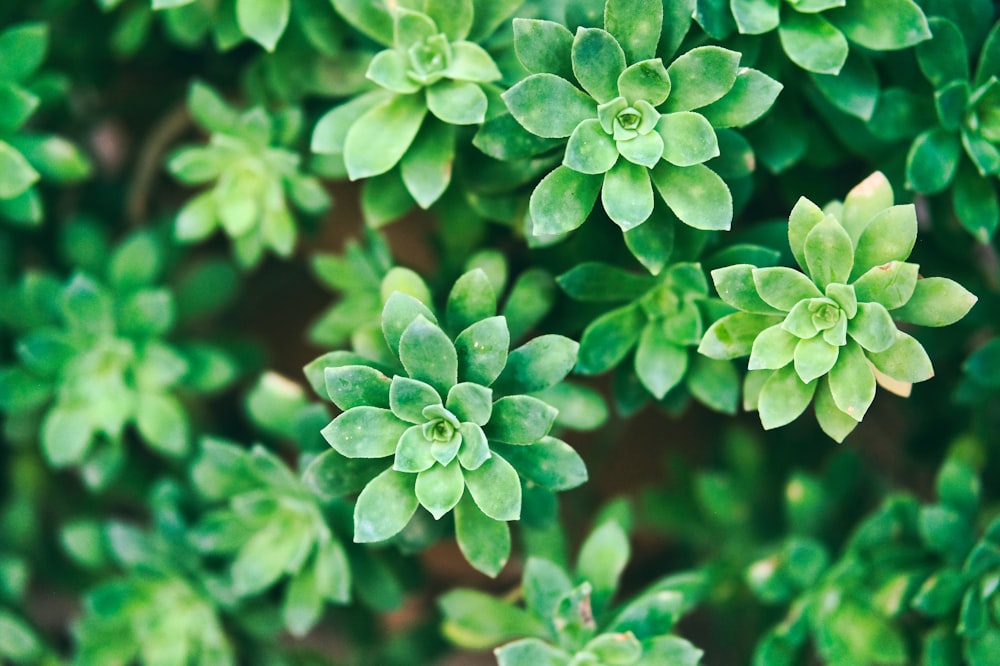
310 268 586 576
698 172 977 441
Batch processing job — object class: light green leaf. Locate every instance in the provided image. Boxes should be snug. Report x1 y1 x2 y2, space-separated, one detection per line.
732 0 780 34
393 426 437 473
366 49 421 94
322 406 407 458
312 90 391 155
891 277 977 326
572 28 627 104
748 323 798 370
605 0 663 62
635 323 688 398
354 467 417 542
455 315 510 387
664 46 741 111
399 315 458 396
851 261 919 310
577 520 629 614
42 405 93 467
698 312 780 359
495 436 587 491
453 494 512 577
136 393 188 456
425 0 473 41
463 453 521 521
617 59 671 106
446 41 501 82
841 171 895 243
503 74 596 138
657 112 719 166
529 166 602 235
446 383 492 426
415 462 465 519
564 119 619 174
446 269 497 336
344 93 427 179
389 375 442 424
650 162 732 230
804 214 854 288
426 80 488 125
486 395 557 445
848 302 897 352
700 67 782 127
602 160 654 231
495 638 569 666
752 267 822 310
793 335 839 383
778 11 848 74
512 18 575 79
236 0 289 51
616 129 665 168
711 264 782 314
0 141 39 199
757 365 816 429
381 291 437 354
814 376 859 442
828 0 931 51
577 303 646 373
494 335 579 396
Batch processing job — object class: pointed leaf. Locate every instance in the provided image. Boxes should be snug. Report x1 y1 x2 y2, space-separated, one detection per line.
828 0 931 51
572 28 627 104
851 205 917 278
503 74 596 138
463 453 521 521
891 277 977 326
848 302 897 352
602 159 654 231
322 407 406 458
752 267 822 310
453 494 512 577
344 93 427 179
494 437 587 491
804 214 854 287
564 119 619 174
815 376 859 442
651 162 732 230
354 468 417 542
426 80 488 125
778 11 848 74
699 312 780 359
635 324 688 398
399 316 458 396
757 365 816 429
485 395 557 445
700 67 782 128
494 335 579 396
324 365 391 411
828 340 875 421
852 261 919 310
605 0 663 62
658 112 719 166
455 316 510 386
663 46 741 111
577 303 646 373
236 0 289 51
400 119 455 208
415 462 465 519
529 166 602 235
512 18 574 79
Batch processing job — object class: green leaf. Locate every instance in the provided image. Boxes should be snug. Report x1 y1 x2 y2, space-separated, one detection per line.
322 406 407 458
463 453 521 521
495 638 569 666
687 354 740 413
664 46 741 111
503 269 557 343
394 425 437 473
367 49 421 94
0 141 39 199
303 449 386 499
426 80 488 125
891 277 977 326
354 467 418 542
792 335 838 383
650 162 732 230
503 74 596 138
42 404 93 466
447 383 493 426
905 128 961 194
446 41 501 82
0 23 48 82
700 67 782 127
529 166 602 235
558 262 655 302
752 267 822 310
577 303 645 373
312 90 390 155
757 365 816 429
616 127 665 168
867 331 933 383
453 494 512 577
731 0 780 34
0 83 39 133
711 264 780 314
658 112 719 166
10 135 91 183
777 11 848 74
815 376 859 441
512 18 575 79
389 375 442 424
446 269 498 336
232 521 309 596
827 0 931 51
324 365 391 411
399 119 455 208
617 59 671 106
564 119 619 175
381 291 437 354
486 395 557 445
803 215 853 288
787 196 826 268
699 312 780 359
602 160 654 231
439 586 543 648
952 164 999 241
330 0 393 45
344 93 427 179
399 316 458 396
635 324 688 398
826 340 875 423
136 393 188 456
523 557 573 620
455 316 510 386
810 50 878 120
425 0 472 41
841 171 895 243
415 461 465 519
852 261 919 310
748 323 798 370
572 28 627 104
964 338 1000 388
494 335 579 396
577 520 629 614
236 0 289 51
605 0 663 62
494 437 587 491
848 302 896 352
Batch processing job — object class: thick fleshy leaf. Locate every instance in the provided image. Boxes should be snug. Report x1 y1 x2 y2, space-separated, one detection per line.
564 119 619 174
657 112 719 166
731 0 780 34
557 262 656 302
0 23 48 82
394 426 436 473
711 264 781 314
457 422 490 470
400 119 454 208
698 312 780 359
494 335 579 396
382 291 437 354
905 128 961 194
752 267 822 310
322 407 407 458
891 277 977 326
748 324 798 370
446 383 492 426
446 269 497 336
399 316 458 396
852 261 919 310
605 0 663 62
424 0 472 41
778 12 848 74
0 141 39 199
41 405 93 467
788 197 826 269
623 206 675 274
650 162 732 230
389 376 442 424
367 49 421 94
663 46 741 111
616 130 665 168
577 521 629 614
577 303 646 373
793 335 840 383
529 166 603 235
344 93 427 179
757 365 817 430
455 316 510 386
503 74 596 138
572 28 627 104
324 365 391 411
851 205 917 279
463 453 521 521
446 41 501 82
415 462 465 519
523 557 574 620
803 215 854 287
354 468 417 542
814 377 859 442
236 0 289 51
687 355 741 414
602 160 654 231
811 50 878 120
312 90 390 154
841 172 895 243
426 80 488 125
617 60 671 106
952 164 999 242
454 494 511 577
512 18 574 79
700 68 782 128
485 395 557 445
828 0 931 51
136 393 188 456
494 437 587 491
827 341 875 421
848 302 897 352
635 324 688 398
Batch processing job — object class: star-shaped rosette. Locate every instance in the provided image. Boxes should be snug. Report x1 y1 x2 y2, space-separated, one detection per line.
314 269 586 576
698 173 977 441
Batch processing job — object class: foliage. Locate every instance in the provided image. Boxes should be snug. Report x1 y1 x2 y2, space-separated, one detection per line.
0 0 998 664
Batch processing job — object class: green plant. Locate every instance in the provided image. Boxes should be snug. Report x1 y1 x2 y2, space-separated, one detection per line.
1 0 998 664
